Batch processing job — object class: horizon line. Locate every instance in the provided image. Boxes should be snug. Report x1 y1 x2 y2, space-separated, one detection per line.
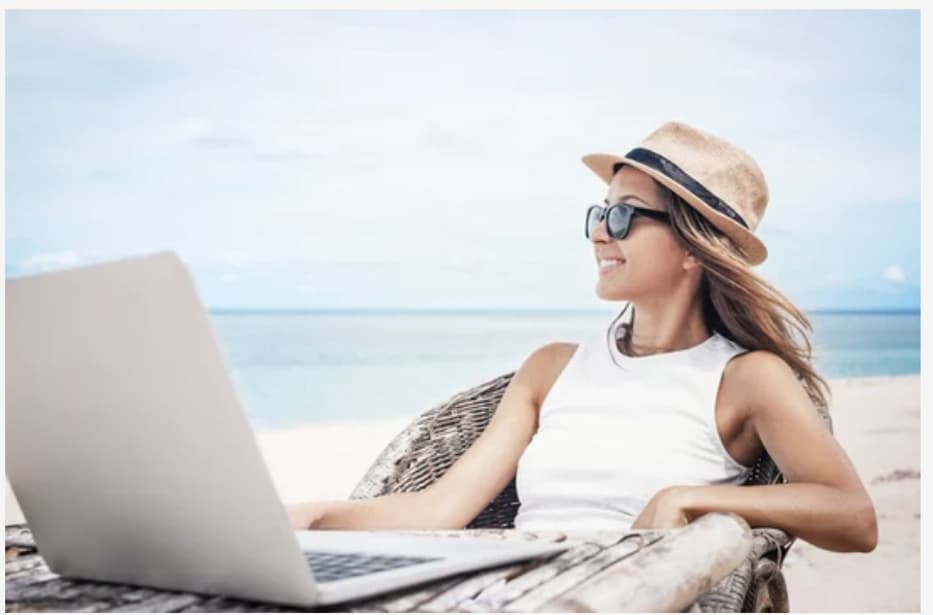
206 306 922 315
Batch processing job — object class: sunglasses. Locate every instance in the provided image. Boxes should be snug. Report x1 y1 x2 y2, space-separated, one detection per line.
585 202 671 240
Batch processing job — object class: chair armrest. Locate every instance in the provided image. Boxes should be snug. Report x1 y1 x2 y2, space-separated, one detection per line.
687 526 793 612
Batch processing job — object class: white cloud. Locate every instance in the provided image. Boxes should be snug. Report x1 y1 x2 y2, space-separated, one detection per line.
23 251 80 271
883 264 906 283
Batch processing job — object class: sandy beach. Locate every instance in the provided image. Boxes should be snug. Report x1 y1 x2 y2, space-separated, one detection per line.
5 374 920 611
779 374 920 612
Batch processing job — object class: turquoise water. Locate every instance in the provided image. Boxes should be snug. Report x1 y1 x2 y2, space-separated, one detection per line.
209 309 921 430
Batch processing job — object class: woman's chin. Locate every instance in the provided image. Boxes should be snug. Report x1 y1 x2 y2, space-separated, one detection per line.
595 280 629 302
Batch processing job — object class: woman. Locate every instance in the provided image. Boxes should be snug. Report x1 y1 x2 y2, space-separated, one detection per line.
287 121 878 553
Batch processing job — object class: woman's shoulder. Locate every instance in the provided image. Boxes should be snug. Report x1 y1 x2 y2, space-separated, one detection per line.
727 349 797 382
521 341 580 407
526 341 580 381
722 349 804 417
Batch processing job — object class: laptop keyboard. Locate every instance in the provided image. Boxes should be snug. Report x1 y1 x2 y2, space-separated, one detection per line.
304 550 444 583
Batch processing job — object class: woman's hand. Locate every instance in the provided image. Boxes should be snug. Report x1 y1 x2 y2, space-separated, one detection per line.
286 501 329 530
631 486 693 530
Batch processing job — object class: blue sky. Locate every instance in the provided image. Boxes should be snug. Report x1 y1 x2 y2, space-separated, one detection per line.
4 9 920 311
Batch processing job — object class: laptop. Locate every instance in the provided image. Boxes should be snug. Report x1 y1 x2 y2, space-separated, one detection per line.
5 250 571 608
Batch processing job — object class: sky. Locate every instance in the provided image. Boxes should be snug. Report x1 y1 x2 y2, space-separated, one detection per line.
4 9 920 311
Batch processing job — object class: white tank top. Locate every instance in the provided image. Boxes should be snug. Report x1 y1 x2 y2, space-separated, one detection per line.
513 315 753 534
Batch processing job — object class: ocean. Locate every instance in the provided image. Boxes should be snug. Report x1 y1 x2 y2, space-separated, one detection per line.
208 309 921 430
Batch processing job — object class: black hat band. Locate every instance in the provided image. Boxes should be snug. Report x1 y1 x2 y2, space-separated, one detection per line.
613 147 750 230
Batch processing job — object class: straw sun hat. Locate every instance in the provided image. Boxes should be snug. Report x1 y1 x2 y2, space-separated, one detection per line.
582 120 770 265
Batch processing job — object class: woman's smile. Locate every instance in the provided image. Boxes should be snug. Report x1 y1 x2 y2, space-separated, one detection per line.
598 258 625 274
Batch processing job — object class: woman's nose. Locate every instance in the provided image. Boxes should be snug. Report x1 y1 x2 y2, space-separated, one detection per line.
589 216 611 243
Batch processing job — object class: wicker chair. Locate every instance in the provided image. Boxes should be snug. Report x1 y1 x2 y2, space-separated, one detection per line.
350 370 832 613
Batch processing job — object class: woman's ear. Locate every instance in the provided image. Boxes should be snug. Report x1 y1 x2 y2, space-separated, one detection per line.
683 251 702 271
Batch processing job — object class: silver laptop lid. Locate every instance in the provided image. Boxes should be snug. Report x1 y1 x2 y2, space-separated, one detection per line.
6 251 320 606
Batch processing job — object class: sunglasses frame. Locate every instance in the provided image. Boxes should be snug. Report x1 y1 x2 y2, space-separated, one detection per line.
585 202 671 240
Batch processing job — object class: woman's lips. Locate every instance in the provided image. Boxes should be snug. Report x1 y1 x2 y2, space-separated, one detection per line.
598 258 625 274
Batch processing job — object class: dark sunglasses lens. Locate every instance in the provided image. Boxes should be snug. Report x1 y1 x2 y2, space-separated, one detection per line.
607 205 632 239
585 206 603 238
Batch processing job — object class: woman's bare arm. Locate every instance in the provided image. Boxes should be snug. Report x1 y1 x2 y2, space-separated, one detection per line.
660 350 878 552
287 342 576 531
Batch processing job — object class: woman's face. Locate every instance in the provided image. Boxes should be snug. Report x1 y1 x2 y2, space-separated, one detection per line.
591 165 690 301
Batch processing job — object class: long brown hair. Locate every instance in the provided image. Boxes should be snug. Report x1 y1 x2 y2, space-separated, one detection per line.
609 180 832 412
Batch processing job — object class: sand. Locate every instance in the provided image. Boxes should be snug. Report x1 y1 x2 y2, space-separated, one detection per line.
4 374 920 611
780 374 920 612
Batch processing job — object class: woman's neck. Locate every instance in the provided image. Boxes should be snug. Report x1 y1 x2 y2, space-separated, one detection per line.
617 306 711 358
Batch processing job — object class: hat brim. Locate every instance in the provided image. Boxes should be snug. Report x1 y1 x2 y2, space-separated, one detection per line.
581 153 767 265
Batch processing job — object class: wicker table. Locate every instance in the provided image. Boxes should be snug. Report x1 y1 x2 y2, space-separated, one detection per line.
5 512 752 612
